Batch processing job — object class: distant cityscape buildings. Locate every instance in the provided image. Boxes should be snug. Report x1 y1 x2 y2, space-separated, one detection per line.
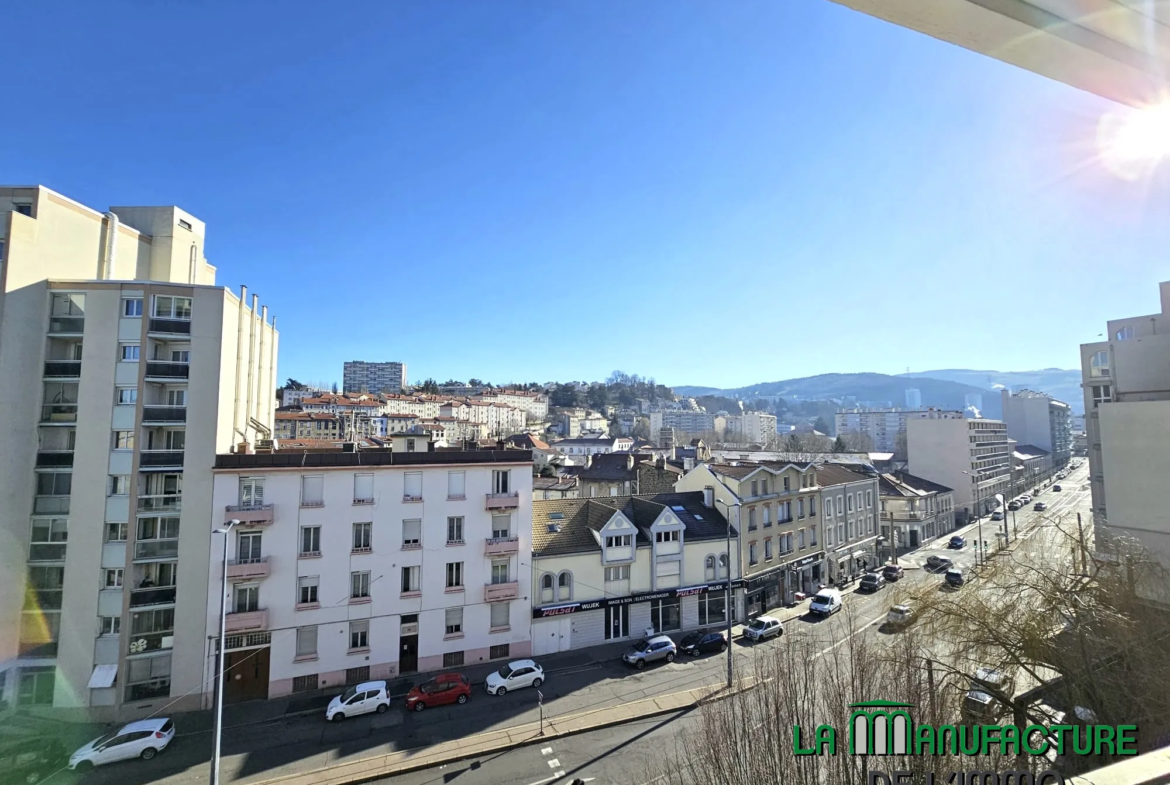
342 360 406 394
904 388 922 408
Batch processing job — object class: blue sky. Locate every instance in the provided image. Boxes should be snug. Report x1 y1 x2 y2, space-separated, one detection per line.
5 1 1169 390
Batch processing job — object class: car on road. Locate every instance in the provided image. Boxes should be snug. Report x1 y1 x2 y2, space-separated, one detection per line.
886 604 915 628
1034 502 1048 512
945 568 965 587
881 564 905 582
927 555 953 571
1053 485 1062 492
858 573 885 592
405 673 471 712
991 511 1004 521
486 660 545 695
809 589 843 617
1007 500 1021 511
680 630 727 656
69 719 175 770
962 668 1016 722
744 615 784 642
623 635 677 668
1021 494 1032 503
327 680 390 721
948 536 966 549
1 735 66 784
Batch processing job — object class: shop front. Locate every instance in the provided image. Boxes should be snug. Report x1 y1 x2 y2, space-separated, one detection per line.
787 552 825 597
829 537 878 582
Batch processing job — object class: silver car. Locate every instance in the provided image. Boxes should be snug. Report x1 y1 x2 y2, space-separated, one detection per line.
622 635 677 669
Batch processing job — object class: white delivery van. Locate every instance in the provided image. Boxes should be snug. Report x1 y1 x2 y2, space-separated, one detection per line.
809 588 843 617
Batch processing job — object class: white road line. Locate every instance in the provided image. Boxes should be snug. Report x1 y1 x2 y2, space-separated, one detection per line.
553 772 565 779
547 758 561 768
540 747 553 755
521 775 564 785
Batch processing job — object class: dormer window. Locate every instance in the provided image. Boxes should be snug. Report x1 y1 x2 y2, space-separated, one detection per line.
606 535 632 548
654 531 680 544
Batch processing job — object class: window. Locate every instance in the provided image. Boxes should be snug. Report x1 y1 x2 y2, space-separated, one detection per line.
123 298 143 317
490 603 510 629
1115 325 1135 340
650 597 681 632
750 480 758 497
557 571 572 600
401 472 423 501
104 568 123 588
1091 385 1112 408
443 651 465 668
847 494 854 512
749 543 758 565
352 522 372 551
353 473 374 504
798 498 805 518
810 526 818 546
780 533 792 554
719 553 729 578
400 518 423 548
764 539 773 560
351 571 370 599
783 477 790 491
447 517 464 544
492 470 511 495
153 296 192 320
491 515 511 539
295 626 317 658
99 616 121 635
239 476 264 507
809 496 817 516
797 529 806 549
489 643 510 659
838 523 845 543
605 565 630 582
401 565 420 594
237 531 262 562
120 344 140 362
489 559 509 584
445 607 463 635
540 573 554 603
346 666 370 684
349 620 369 650
234 585 259 613
298 576 319 605
109 475 130 496
748 508 757 530
117 388 138 405
698 593 726 625
106 522 128 542
866 490 873 508
30 518 67 561
301 474 324 507
1090 351 1110 377
704 555 716 581
50 292 84 316
124 653 171 702
112 431 135 450
293 674 319 693
605 534 632 548
655 530 680 543
826 524 833 546
825 497 833 518
446 562 464 589
36 472 72 497
15 203 33 217
167 389 187 406
447 471 466 499
299 526 321 556
763 505 771 527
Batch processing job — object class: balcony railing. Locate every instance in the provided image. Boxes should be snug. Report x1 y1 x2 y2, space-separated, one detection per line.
127 630 174 655
145 361 190 380
225 503 274 526
142 406 187 424
485 536 520 556
139 450 185 469
134 539 179 561
129 586 177 607
148 318 192 336
138 494 181 513
225 608 268 632
484 581 520 602
33 495 70 515
29 543 67 562
35 451 74 468
47 316 84 334
227 556 270 581
40 404 78 423
486 492 520 510
44 361 81 378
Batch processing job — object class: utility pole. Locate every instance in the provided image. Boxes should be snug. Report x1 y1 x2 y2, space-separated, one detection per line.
210 520 239 785
1076 513 1088 577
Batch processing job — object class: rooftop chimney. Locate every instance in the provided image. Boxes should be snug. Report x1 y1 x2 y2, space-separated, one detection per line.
702 485 714 508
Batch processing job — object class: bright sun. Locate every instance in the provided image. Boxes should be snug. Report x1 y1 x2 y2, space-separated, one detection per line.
1097 100 1170 180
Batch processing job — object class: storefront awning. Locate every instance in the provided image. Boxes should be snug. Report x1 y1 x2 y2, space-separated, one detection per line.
88 664 117 689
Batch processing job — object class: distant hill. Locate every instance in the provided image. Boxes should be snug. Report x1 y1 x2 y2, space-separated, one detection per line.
898 369 1082 412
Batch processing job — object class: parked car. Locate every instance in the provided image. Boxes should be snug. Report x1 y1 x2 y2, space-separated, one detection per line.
991 511 1004 521
927 555 953 571
744 615 784 641
1053 485 1062 492
962 668 1016 722
859 573 885 592
945 568 965 587
1 736 66 784
1034 502 1048 512
623 635 677 668
405 673 471 712
881 564 905 582
948 536 966 549
1007 501 1021 511
69 719 175 770
809 589 843 617
886 604 915 628
1020 494 1032 503
680 630 727 656
486 660 544 695
326 680 390 721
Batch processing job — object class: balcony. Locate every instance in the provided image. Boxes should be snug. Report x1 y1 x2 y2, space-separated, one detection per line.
139 450 185 470
225 504 274 526
484 581 520 602
225 609 268 633
35 451 74 468
43 361 81 378
147 318 191 336
47 316 84 335
486 492 520 510
145 361 190 381
28 543 67 562
127 631 174 655
33 495 70 515
227 557 270 581
134 539 179 561
138 494 181 514
129 586 177 608
40 404 78 423
142 406 187 424
485 536 520 556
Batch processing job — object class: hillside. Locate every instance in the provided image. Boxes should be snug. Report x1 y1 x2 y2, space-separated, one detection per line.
898 368 1082 412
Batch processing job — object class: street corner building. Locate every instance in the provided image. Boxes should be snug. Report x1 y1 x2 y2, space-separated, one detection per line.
529 492 741 654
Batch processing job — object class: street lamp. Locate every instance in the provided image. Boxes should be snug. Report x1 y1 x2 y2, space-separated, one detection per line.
210 520 240 785
713 497 740 690
963 471 983 566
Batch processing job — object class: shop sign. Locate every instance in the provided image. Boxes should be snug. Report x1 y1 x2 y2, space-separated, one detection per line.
533 579 741 618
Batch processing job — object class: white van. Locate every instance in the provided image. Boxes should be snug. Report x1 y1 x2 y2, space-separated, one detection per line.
809 588 843 617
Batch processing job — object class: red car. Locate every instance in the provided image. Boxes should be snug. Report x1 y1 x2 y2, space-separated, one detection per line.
404 673 471 712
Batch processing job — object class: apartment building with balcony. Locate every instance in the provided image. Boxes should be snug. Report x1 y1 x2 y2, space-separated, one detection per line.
907 416 1011 519
816 463 884 581
1001 389 1073 468
530 492 739 655
877 471 956 553
0 186 276 716
342 360 406 395
206 446 533 702
676 461 822 615
835 408 963 452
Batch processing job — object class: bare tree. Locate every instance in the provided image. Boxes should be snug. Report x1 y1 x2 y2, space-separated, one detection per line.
837 429 875 452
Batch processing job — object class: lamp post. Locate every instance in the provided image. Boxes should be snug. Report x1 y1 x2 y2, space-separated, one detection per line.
963 471 983 566
210 520 239 785
716 499 740 690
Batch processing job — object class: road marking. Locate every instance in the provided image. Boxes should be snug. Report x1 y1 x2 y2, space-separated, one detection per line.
554 772 565 779
541 747 553 755
521 776 564 785
813 614 886 658
547 758 561 768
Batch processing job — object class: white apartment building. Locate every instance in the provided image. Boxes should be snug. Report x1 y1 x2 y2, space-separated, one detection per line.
207 446 533 702
473 390 549 420
439 401 526 438
530 492 739 654
0 186 276 715
300 394 387 418
550 435 635 462
878 472 956 552
343 360 406 395
649 410 725 436
815 464 883 581
905 388 922 409
381 394 444 419
723 412 778 445
907 416 1011 519
1081 280 1170 567
834 408 962 452
1000 389 1073 468
281 387 325 408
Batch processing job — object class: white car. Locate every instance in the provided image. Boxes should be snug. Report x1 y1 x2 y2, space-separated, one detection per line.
743 615 783 642
887 604 915 627
485 659 544 696
69 718 175 769
326 680 390 721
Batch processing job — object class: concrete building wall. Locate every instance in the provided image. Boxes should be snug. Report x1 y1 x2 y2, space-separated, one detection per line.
907 417 1011 517
1098 401 1170 566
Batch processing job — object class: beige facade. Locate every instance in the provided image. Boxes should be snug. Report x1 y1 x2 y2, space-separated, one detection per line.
907 416 1011 519
0 187 277 716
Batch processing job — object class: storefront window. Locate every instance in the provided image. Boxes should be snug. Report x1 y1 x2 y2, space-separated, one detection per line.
650 597 681 632
699 594 726 625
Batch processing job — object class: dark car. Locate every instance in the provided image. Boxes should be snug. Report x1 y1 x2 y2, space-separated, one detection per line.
405 673 471 712
881 564 905 582
1034 502 1048 511
949 536 966 549
859 573 885 592
1053 485 1062 492
0 736 66 785
680 630 727 656
927 555 953 571
945 569 965 587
